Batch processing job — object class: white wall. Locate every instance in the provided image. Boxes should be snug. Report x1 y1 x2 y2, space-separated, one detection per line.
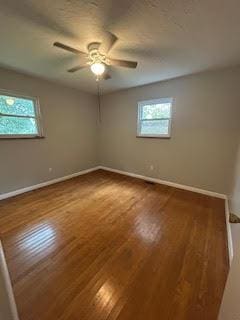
0 65 240 320
1 66 240 198
229 142 240 215
0 67 98 194
100 67 240 195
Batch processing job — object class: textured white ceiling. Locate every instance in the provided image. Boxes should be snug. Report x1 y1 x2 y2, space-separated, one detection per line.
0 0 240 94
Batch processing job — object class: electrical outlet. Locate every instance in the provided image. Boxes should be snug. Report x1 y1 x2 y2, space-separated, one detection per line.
150 165 154 171
49 167 52 172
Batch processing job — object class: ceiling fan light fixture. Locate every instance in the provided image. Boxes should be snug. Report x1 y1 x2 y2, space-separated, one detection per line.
90 62 105 76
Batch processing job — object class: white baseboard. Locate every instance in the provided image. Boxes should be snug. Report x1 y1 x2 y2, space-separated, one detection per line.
225 199 234 264
0 166 100 201
0 165 227 201
99 166 227 199
0 165 232 263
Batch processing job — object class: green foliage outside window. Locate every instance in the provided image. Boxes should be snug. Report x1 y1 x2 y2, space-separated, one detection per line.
0 94 39 135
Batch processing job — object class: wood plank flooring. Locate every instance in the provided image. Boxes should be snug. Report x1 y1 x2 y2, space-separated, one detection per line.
0 170 229 320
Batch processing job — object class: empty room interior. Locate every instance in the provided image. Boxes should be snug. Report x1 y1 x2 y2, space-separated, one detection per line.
0 1 240 319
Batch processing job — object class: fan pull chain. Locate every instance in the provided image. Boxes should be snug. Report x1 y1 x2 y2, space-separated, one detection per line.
97 78 102 124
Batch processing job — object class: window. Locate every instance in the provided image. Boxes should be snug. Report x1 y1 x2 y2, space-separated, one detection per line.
0 90 43 138
137 98 173 138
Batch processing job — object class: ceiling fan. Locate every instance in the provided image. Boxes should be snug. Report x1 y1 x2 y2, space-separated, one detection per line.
53 35 138 80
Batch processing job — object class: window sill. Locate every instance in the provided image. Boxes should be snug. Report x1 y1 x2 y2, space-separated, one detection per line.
0 135 45 140
136 135 171 139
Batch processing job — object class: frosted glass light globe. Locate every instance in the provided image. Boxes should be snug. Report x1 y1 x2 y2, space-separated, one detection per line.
90 62 105 76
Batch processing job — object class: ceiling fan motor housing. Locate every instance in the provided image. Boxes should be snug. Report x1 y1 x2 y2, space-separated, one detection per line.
87 42 101 53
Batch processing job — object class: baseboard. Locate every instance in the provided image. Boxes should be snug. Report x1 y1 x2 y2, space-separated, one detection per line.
225 199 234 264
99 166 227 199
1 165 232 264
1 165 227 201
0 166 100 201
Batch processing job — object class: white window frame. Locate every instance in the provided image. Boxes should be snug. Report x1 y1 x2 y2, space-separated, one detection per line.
137 97 173 138
0 89 44 139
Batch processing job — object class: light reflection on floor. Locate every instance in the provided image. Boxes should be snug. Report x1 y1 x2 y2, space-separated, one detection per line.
134 212 161 244
95 280 117 314
18 223 56 251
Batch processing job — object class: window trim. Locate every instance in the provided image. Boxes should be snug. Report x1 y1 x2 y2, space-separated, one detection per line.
137 98 173 138
0 89 44 139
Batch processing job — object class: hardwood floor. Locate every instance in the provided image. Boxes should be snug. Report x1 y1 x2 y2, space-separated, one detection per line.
0 170 229 320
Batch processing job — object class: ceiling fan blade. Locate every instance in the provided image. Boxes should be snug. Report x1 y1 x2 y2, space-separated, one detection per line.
67 65 87 73
100 32 118 54
102 72 111 80
54 42 87 55
109 58 138 68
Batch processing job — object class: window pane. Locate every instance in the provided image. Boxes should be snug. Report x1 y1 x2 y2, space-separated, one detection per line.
0 95 35 117
142 103 171 119
0 116 38 135
140 120 169 135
